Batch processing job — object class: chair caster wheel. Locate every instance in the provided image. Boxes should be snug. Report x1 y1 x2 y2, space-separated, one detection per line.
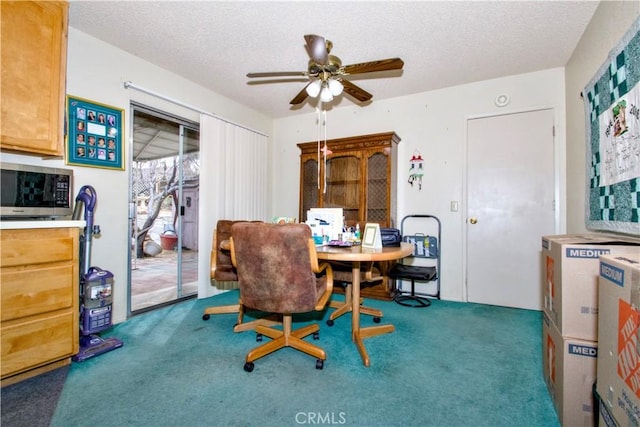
316 359 324 370
244 362 254 372
202 314 210 321
256 333 263 342
326 319 334 327
313 332 320 340
373 317 381 323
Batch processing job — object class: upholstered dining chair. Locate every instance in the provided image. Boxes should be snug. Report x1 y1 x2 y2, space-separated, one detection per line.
230 222 333 372
202 220 278 333
326 261 385 325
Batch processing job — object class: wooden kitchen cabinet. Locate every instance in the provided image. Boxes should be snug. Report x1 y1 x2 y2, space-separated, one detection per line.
298 132 401 299
1 227 79 386
0 1 68 156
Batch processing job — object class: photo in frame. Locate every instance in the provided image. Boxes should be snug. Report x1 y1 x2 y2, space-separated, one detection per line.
362 223 382 248
66 96 124 170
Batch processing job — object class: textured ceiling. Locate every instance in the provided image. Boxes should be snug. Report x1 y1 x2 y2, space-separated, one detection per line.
69 1 599 119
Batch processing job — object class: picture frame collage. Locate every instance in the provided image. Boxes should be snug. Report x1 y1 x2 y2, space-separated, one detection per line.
66 95 124 170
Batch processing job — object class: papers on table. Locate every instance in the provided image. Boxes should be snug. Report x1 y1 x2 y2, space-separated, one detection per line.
305 208 343 242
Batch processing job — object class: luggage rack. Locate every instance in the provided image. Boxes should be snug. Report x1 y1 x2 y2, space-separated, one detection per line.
388 215 441 307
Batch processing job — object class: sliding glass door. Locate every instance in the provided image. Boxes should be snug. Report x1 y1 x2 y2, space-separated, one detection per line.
128 104 200 313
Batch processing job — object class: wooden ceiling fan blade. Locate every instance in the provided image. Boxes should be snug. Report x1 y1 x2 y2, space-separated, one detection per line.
340 79 373 102
343 58 404 75
290 84 310 105
304 34 328 64
247 71 307 78
247 78 309 85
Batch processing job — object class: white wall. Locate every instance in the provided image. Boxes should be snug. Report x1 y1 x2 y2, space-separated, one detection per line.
6 4 639 322
272 68 567 302
2 28 272 324
565 1 640 234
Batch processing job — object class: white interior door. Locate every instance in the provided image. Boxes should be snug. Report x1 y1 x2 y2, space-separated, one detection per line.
466 109 555 310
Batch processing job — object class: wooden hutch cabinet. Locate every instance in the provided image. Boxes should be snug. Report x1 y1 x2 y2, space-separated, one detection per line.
0 1 68 156
298 131 400 227
298 131 401 300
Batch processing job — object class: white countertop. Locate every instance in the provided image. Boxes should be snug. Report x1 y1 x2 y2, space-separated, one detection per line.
0 220 86 230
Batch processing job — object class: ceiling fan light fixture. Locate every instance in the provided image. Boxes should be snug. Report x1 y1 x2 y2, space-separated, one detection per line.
320 84 334 102
328 79 343 96
306 80 322 98
248 34 404 107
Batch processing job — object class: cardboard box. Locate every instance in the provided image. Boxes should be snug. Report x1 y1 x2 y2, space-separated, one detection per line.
597 255 640 427
598 395 621 427
541 234 640 341
595 381 622 427
543 313 597 426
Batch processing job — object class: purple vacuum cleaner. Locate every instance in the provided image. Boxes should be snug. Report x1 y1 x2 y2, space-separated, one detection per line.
72 185 123 362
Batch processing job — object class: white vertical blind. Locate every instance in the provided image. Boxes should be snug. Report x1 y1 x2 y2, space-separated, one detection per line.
198 114 268 298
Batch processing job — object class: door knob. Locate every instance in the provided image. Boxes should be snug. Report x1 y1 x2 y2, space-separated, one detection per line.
469 218 478 224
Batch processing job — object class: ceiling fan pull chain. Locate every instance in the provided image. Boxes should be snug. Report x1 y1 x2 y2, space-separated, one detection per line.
316 108 321 190
323 110 328 194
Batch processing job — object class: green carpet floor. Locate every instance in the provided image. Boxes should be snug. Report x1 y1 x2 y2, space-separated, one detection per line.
51 291 559 427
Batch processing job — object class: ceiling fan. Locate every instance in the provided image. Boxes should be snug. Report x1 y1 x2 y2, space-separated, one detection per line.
246 34 404 105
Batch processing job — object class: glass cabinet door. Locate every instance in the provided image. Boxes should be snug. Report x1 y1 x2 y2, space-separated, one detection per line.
300 157 319 218
323 153 360 223
366 151 389 223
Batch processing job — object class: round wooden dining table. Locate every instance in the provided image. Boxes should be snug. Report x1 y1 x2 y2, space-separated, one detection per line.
315 242 414 367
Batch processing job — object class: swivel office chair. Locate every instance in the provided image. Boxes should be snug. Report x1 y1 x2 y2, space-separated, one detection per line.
230 222 333 372
326 261 385 325
202 220 278 332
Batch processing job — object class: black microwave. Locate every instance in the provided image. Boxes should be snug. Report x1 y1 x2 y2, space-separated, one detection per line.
1 162 73 218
